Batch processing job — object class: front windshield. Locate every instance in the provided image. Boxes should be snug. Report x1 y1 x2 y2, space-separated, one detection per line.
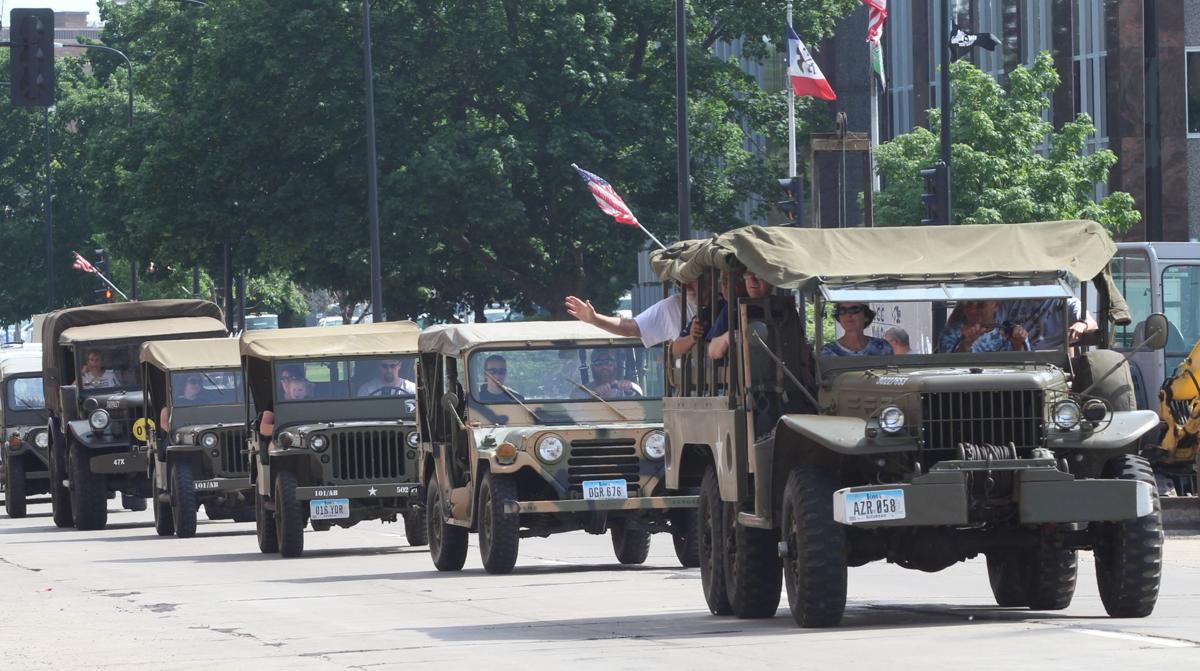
171 369 244 407
819 297 1081 358
5 376 45 410
1161 265 1200 369
468 345 663 402
77 344 140 390
275 355 417 402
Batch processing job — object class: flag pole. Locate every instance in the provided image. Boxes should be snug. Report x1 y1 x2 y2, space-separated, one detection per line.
868 44 881 197
786 0 797 179
95 271 131 301
636 224 667 251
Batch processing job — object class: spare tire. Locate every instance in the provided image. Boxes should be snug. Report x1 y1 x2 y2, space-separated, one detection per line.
1073 349 1136 411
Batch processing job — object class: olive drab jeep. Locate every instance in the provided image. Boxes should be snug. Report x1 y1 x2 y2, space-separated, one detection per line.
1 345 49 518
652 221 1167 627
41 300 228 531
141 338 251 538
242 322 425 558
416 321 699 575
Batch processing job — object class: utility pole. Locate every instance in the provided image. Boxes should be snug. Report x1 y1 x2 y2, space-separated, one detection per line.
44 107 55 309
675 0 690 241
362 0 385 322
938 0 952 226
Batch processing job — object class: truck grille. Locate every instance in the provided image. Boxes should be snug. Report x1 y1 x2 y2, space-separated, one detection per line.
920 390 1044 451
330 429 407 483
215 428 249 476
566 438 641 496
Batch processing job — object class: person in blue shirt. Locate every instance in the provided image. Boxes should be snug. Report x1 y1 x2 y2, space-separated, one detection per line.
821 303 894 357
938 300 1029 353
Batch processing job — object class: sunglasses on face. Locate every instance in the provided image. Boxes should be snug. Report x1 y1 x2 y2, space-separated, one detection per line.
485 367 507 375
835 306 867 316
592 360 615 366
379 362 401 369
280 375 299 382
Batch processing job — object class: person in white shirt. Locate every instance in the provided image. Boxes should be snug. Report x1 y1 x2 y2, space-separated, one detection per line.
565 281 703 357
357 358 417 397
80 350 119 388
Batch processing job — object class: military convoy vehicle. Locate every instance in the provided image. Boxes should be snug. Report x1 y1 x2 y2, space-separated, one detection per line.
42 300 227 530
651 221 1166 626
242 322 425 558
141 338 251 538
1 345 48 518
416 321 699 574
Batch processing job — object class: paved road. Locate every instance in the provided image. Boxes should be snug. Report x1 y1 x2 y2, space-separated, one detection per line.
1 500 1197 669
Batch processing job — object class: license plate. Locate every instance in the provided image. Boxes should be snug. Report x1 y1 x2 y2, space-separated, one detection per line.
309 498 350 520
843 489 906 523
582 479 628 500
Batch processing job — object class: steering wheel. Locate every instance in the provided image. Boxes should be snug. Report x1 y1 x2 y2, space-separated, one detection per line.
368 386 407 397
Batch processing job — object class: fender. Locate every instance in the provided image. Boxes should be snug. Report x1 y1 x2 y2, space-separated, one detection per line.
776 415 917 455
1046 410 1161 451
66 419 133 450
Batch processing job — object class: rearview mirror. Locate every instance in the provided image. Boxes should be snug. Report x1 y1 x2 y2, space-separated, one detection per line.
441 392 465 429
1141 313 1169 351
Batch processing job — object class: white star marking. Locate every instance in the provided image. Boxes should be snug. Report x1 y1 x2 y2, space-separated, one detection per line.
367 487 378 496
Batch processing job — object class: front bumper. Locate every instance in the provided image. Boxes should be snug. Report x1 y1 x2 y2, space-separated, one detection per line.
295 482 420 501
89 451 148 475
833 459 1154 527
505 494 699 515
193 476 251 494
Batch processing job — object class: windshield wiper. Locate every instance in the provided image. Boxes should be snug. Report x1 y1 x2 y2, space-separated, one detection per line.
483 371 545 424
202 372 228 396
560 376 633 422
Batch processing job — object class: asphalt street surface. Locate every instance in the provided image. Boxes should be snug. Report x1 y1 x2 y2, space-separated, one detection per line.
1 499 1198 670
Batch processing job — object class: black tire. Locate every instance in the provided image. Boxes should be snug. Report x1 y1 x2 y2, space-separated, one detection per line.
698 466 732 615
671 508 700 568
780 465 846 628
987 530 1078 610
1094 454 1163 618
723 502 782 618
478 472 520 574
610 519 651 565
5 453 27 518
69 442 108 531
171 461 199 539
49 436 73 529
255 487 278 554
427 475 467 571
152 467 175 537
404 509 428 547
274 470 305 558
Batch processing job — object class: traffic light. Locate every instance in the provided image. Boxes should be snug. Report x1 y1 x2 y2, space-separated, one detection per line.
919 161 949 226
93 248 113 303
775 176 804 226
8 9 57 108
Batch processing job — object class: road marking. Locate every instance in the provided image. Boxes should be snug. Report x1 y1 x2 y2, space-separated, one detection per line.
1070 628 1196 648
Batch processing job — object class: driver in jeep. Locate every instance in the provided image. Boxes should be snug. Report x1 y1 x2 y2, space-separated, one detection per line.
357 358 416 397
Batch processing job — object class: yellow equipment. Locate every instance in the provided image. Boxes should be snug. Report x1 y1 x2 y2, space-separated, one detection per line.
1155 339 1200 493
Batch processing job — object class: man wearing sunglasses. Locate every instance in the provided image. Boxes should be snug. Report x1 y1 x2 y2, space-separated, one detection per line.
357 358 417 397
579 350 643 399
476 355 524 402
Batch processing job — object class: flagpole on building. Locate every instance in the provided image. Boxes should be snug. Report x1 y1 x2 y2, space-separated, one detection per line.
868 48 880 196
786 0 797 179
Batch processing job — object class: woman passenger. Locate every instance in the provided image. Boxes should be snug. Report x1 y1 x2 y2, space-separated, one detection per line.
821 303 894 356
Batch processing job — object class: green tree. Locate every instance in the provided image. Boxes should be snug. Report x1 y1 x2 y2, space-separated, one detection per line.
874 52 1140 233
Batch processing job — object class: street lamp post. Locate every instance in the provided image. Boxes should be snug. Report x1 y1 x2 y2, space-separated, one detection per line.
674 0 690 242
60 43 133 125
362 0 385 323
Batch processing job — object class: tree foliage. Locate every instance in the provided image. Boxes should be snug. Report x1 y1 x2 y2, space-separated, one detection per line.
874 53 1140 233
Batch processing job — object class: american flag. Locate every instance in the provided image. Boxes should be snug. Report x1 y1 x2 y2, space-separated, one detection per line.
572 164 640 227
71 251 96 273
863 0 888 44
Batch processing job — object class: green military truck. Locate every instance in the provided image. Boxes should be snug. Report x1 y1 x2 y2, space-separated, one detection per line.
1 345 49 518
242 322 425 558
651 221 1166 626
142 338 251 537
42 300 227 531
416 321 699 574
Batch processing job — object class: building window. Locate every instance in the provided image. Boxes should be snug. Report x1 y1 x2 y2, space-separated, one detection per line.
1021 0 1052 66
1188 48 1200 137
887 0 915 137
1072 0 1108 199
974 0 1004 80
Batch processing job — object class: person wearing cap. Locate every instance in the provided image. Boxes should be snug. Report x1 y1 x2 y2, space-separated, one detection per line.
821 303 895 357
580 350 643 399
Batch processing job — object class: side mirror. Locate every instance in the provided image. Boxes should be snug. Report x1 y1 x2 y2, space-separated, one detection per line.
1141 313 1169 351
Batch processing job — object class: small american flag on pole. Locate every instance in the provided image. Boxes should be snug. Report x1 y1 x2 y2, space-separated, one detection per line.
863 0 888 45
72 251 96 273
572 164 640 227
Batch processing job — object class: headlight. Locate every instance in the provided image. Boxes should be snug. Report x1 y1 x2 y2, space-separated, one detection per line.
88 409 111 431
404 399 417 414
33 431 49 449
309 434 328 452
1082 398 1108 422
278 431 296 448
200 432 219 448
536 434 564 463
1052 400 1082 430
406 432 420 448
879 406 905 434
642 431 667 460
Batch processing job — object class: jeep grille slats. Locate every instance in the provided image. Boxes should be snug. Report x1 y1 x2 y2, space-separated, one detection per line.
215 428 249 476
920 390 1044 451
567 439 641 495
330 429 406 483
